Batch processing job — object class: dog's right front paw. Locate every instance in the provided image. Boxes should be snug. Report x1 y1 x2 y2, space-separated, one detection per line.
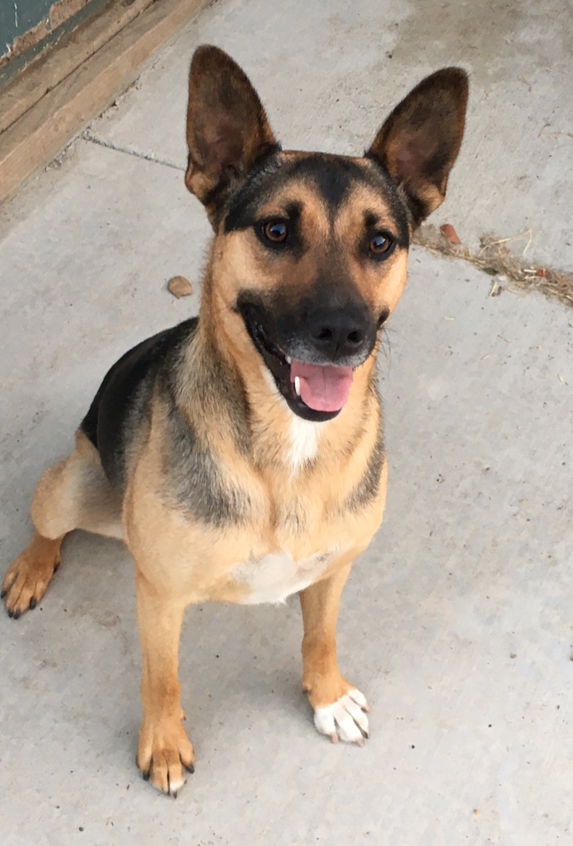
137 718 195 796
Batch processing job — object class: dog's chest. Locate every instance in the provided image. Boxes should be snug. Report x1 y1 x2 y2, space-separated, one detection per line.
232 549 335 604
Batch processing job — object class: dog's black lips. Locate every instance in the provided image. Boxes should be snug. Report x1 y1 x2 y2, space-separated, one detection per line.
238 304 341 422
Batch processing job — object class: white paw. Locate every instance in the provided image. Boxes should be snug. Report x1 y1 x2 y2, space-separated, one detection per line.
313 688 369 745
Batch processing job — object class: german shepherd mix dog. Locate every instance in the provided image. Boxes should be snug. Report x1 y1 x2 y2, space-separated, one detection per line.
2 46 468 795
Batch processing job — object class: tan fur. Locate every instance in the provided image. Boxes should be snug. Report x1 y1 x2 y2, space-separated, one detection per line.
300 559 355 708
2 431 122 616
2 532 64 617
32 430 123 541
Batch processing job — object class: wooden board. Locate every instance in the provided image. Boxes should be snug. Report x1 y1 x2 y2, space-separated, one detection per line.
0 0 154 132
0 0 205 206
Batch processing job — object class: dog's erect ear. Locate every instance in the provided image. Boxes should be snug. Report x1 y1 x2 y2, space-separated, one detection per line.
367 68 468 225
185 45 278 223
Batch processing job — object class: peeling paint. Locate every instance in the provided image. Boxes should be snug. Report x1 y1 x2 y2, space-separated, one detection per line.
0 0 103 73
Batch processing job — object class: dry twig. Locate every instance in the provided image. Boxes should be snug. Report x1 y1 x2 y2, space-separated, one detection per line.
413 224 573 308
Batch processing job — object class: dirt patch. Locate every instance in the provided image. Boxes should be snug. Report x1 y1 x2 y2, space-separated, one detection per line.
414 224 573 308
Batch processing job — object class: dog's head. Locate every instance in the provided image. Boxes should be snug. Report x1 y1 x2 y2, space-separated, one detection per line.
185 46 468 422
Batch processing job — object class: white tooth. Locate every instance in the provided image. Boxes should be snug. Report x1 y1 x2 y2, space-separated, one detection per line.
294 376 301 396
286 356 292 364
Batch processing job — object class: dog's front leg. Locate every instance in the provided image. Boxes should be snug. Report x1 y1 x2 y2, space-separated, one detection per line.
300 562 369 745
135 571 195 795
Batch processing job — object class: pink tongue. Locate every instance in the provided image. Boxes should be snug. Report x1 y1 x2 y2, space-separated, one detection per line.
291 360 354 412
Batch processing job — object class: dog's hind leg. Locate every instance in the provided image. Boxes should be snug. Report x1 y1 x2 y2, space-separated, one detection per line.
2 430 122 617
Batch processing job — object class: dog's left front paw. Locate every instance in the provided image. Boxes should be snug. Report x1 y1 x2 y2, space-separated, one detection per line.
313 688 369 745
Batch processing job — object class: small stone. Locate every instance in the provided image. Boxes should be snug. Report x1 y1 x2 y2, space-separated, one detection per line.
167 276 193 298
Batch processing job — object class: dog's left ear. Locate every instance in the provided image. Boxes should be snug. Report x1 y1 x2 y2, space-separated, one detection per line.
367 68 468 225
185 45 278 224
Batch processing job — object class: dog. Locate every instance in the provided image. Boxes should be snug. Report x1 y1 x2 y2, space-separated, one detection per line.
2 45 468 795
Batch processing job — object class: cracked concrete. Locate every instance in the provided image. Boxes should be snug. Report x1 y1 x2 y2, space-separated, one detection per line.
82 129 186 172
90 0 573 271
1 1 572 844
413 224 573 308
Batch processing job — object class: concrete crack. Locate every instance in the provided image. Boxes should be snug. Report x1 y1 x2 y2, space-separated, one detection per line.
81 130 185 172
414 224 573 308
76 134 573 310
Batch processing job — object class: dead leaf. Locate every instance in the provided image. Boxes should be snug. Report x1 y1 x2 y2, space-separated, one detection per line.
167 276 193 298
440 223 461 245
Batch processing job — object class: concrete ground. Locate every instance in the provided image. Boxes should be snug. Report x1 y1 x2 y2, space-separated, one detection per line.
1 1 572 844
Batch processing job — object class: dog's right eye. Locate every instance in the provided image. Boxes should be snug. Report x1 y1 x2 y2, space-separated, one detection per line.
260 219 289 244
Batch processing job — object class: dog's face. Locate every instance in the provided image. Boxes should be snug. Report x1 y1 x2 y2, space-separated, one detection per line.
211 151 410 422
185 47 468 421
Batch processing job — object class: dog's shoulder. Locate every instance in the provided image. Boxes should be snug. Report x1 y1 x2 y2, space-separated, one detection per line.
81 317 198 488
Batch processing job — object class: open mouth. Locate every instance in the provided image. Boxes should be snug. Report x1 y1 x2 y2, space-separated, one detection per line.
244 317 354 422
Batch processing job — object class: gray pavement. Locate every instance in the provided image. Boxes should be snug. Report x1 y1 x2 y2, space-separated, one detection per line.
1 1 572 844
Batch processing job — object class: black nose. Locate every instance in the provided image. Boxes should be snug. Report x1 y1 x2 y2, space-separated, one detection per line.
307 306 369 360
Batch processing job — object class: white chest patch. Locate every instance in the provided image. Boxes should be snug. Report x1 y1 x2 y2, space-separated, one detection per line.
288 416 321 473
259 364 322 473
233 550 334 605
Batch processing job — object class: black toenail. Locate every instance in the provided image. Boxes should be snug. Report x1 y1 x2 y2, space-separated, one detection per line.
13 610 21 620
172 791 177 799
8 609 14 618
185 763 195 774
29 598 37 610
1 590 6 599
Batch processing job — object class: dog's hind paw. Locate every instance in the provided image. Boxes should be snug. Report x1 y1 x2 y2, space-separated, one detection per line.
313 688 369 745
2 534 62 618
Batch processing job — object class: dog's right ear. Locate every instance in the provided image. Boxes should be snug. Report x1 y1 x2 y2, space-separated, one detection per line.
185 45 278 225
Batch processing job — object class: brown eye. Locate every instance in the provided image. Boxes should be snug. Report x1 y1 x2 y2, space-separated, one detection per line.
369 231 395 256
262 219 288 243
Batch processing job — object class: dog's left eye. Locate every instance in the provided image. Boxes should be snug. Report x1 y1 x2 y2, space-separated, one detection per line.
368 231 395 257
260 219 289 244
